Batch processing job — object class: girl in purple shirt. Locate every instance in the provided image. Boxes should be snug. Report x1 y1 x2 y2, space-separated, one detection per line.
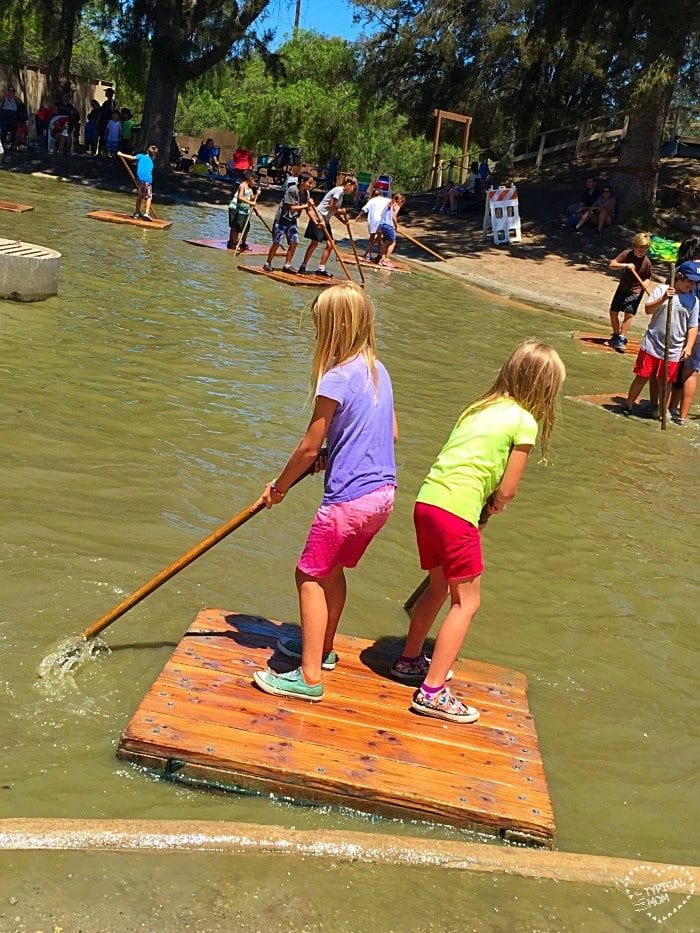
254 282 397 702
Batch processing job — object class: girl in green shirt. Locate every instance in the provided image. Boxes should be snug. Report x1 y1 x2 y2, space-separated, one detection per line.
392 340 566 723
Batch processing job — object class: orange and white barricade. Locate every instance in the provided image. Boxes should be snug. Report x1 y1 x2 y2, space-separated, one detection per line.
483 185 521 245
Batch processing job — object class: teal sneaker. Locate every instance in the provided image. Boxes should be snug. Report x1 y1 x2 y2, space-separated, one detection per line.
253 666 324 702
277 634 338 671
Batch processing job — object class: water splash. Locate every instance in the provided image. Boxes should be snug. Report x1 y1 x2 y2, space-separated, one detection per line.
36 636 110 697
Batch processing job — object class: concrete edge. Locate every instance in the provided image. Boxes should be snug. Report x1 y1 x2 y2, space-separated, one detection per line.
0 819 698 893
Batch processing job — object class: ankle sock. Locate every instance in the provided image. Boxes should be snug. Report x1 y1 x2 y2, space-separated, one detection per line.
420 682 444 699
317 265 325 272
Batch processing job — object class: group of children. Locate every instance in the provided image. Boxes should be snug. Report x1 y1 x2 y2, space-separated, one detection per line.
604 232 700 425
252 281 566 724
232 174 407 275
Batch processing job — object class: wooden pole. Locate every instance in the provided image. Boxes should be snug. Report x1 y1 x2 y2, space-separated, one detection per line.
3 818 699 893
430 110 442 189
630 266 652 296
253 207 273 236
398 226 447 262
118 154 160 222
76 469 312 643
344 220 365 286
460 119 471 184
660 262 676 431
307 198 353 281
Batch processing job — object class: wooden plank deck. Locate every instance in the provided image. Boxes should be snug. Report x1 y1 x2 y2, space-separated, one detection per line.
184 238 268 255
336 252 412 274
239 265 336 288
574 332 641 355
118 610 555 847
0 200 34 213
86 210 173 230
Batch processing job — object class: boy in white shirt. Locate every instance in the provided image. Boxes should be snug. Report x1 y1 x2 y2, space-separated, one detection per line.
298 175 357 277
355 189 391 261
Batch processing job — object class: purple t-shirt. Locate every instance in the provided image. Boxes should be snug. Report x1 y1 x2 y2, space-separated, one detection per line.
317 354 396 505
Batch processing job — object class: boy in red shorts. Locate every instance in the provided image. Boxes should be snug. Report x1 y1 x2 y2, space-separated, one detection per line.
625 261 700 417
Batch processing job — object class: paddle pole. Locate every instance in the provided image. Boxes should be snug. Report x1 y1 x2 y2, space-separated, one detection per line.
76 468 313 643
253 208 273 235
307 198 353 282
404 501 493 615
344 220 366 286
118 154 160 222
629 266 652 296
660 262 676 432
397 226 447 262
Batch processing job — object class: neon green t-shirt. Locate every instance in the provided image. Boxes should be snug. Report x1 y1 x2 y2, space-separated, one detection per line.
416 398 538 526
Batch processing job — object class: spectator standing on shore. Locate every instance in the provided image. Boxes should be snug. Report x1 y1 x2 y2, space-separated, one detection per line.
96 88 117 155
0 85 27 149
606 233 653 353
84 100 100 153
120 108 135 154
105 110 122 157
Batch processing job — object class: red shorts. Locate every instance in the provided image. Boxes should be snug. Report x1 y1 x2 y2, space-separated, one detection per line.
414 502 483 582
633 348 681 382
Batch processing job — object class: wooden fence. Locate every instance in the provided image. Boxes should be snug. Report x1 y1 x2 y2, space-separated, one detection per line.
510 113 630 170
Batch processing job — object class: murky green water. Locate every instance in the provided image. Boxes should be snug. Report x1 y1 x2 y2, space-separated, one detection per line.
1 173 698 930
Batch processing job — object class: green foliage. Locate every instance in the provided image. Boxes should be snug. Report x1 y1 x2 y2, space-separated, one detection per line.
174 31 451 189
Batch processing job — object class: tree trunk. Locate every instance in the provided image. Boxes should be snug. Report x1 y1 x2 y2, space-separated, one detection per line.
610 34 686 221
46 0 81 99
138 56 181 168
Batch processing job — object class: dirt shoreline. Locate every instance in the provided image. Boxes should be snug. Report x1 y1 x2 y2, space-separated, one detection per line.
5 151 689 337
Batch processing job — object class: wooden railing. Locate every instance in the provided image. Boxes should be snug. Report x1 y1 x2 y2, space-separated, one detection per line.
509 113 630 169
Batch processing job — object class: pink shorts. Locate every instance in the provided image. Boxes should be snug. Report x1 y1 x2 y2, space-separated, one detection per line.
414 502 483 582
297 485 395 579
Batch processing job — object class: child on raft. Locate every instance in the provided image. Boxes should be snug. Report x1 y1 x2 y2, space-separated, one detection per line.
264 172 315 273
391 340 566 723
355 188 390 261
298 175 358 278
606 232 653 353
254 282 397 702
121 145 159 221
226 170 258 251
625 261 700 419
377 193 406 268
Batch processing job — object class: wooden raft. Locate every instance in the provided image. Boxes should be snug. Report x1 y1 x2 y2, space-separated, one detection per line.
117 610 555 847
574 332 641 355
86 210 173 230
336 252 411 274
0 200 34 213
240 265 336 288
184 238 268 256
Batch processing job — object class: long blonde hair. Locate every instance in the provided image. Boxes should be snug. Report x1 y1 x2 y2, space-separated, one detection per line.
460 340 566 459
309 282 378 398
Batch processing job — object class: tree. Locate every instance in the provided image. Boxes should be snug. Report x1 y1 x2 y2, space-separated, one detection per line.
113 0 273 165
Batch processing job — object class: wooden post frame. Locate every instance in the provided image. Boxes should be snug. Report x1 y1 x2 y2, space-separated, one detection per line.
430 109 472 188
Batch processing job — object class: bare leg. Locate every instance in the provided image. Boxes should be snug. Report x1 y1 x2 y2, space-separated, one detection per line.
627 375 648 408
680 368 697 419
144 194 152 216
318 240 333 267
620 313 635 337
649 376 660 408
423 576 481 689
266 243 280 264
402 567 449 659
283 241 298 265
609 310 620 335
297 566 346 685
301 241 317 267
